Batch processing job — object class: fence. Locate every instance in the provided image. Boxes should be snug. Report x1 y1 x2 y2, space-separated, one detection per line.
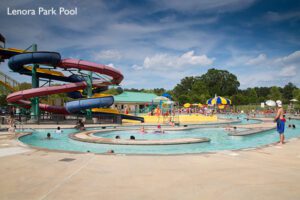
0 70 20 94
1 113 122 126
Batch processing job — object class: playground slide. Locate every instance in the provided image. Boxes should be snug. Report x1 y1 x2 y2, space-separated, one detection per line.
120 114 146 122
3 51 144 122
91 107 145 122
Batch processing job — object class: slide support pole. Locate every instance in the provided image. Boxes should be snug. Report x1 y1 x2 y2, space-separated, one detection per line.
86 71 93 120
31 44 39 122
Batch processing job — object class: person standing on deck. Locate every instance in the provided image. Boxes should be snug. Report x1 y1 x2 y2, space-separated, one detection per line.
274 100 285 144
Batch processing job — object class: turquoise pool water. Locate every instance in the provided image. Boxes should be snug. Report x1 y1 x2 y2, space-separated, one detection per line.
19 119 300 155
217 114 262 124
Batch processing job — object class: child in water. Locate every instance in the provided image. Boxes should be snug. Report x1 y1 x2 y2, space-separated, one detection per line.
154 124 164 134
140 126 147 134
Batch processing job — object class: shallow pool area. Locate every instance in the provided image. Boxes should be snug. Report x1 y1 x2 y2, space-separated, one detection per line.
217 114 262 124
19 119 300 155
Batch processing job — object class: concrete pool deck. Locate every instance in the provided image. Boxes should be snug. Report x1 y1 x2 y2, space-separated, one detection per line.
1 132 300 200
1 119 300 200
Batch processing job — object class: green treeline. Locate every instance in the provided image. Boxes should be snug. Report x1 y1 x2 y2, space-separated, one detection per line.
1 68 299 107
123 68 300 105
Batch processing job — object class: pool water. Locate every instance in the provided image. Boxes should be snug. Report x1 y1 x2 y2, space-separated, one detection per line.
95 127 249 140
19 119 300 155
217 114 262 124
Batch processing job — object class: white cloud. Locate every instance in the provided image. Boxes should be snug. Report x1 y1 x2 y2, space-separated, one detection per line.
239 72 277 88
132 51 214 71
158 0 257 13
280 65 297 77
131 64 143 70
246 54 267 65
264 11 300 22
107 63 116 68
120 80 139 87
225 50 300 88
279 50 300 63
93 50 122 61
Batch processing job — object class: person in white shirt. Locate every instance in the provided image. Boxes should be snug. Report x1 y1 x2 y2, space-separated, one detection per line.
55 126 62 134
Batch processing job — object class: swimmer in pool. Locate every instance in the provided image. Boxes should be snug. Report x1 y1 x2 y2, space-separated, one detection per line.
140 126 147 133
154 124 164 134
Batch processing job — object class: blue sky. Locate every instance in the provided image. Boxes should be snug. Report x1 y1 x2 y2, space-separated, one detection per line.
0 0 300 89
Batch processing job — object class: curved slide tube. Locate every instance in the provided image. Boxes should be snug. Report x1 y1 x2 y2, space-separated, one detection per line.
7 52 122 114
6 52 144 122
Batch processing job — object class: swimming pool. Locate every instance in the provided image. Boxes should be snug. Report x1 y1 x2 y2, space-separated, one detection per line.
217 114 262 124
19 119 300 155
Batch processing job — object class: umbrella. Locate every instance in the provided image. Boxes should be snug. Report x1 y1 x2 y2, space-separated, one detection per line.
218 105 225 109
165 100 174 105
154 96 169 101
290 99 298 102
162 93 172 100
184 103 191 108
265 100 276 107
192 103 203 107
207 96 231 105
153 96 169 103
162 101 174 107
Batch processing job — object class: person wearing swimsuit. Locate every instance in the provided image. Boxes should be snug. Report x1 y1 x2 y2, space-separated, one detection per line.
274 100 285 144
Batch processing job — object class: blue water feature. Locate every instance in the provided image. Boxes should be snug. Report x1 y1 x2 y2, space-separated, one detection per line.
19 119 300 155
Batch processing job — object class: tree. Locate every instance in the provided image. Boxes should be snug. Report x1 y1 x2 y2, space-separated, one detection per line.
189 80 210 103
268 86 282 100
283 82 297 102
104 87 123 95
254 87 270 99
198 68 240 96
293 88 300 101
14 82 32 91
0 94 7 107
153 88 166 96
245 88 258 104
177 94 190 105
231 93 247 105
172 76 196 104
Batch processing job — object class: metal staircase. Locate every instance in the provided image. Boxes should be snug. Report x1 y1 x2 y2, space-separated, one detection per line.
0 70 20 94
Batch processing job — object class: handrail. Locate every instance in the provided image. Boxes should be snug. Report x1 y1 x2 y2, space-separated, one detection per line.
0 70 20 93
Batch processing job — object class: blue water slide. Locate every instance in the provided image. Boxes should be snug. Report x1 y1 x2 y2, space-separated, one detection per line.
8 52 86 83
8 52 61 71
65 96 114 113
6 51 144 122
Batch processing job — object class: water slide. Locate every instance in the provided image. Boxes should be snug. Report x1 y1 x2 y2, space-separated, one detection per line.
0 48 144 122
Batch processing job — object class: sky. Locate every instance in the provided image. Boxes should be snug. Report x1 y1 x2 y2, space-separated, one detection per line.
0 0 300 89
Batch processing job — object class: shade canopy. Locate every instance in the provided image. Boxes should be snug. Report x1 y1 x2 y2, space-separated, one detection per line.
153 96 169 102
207 96 231 105
265 100 276 107
163 100 174 105
290 99 298 102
